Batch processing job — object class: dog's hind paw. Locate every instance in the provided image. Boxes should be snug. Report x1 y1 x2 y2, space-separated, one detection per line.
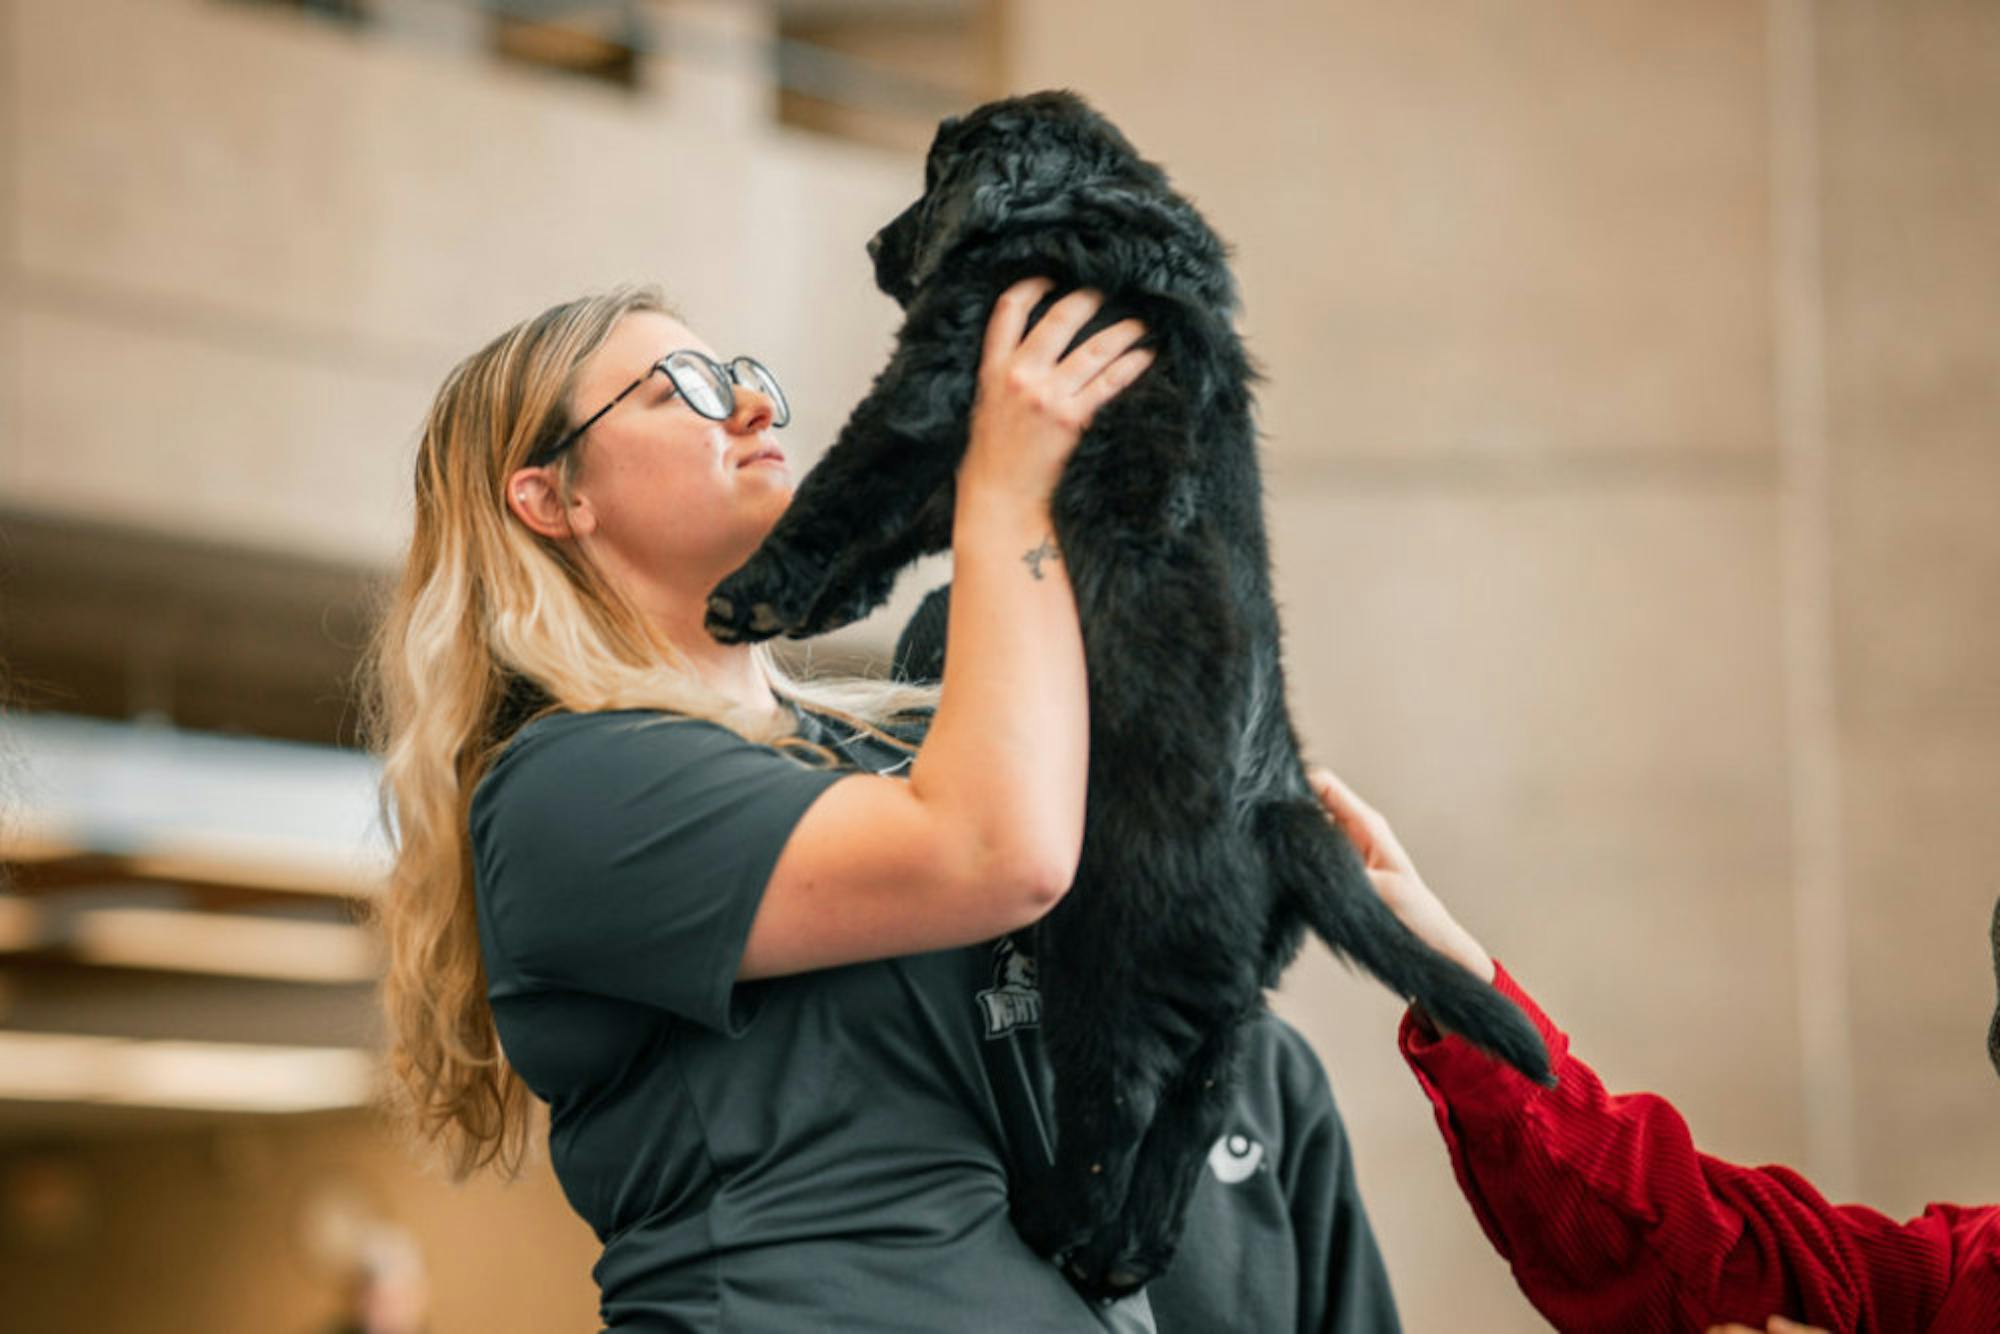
1059 1239 1169 1306
1008 1183 1083 1262
1013 1192 1170 1304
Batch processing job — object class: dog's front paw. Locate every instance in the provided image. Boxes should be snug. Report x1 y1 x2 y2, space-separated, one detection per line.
705 551 818 644
703 591 787 645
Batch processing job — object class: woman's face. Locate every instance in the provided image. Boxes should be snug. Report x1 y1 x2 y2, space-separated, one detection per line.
557 310 793 597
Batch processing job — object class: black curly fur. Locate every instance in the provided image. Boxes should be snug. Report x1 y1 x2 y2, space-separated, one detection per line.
708 90 1552 1302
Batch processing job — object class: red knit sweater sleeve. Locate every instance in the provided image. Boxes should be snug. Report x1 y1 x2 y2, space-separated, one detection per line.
1399 961 2000 1333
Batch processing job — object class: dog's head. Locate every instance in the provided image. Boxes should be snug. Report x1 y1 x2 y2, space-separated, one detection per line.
867 90 1169 305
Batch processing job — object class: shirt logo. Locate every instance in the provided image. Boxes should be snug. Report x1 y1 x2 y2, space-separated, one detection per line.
1207 1132 1265 1184
976 937 1042 1039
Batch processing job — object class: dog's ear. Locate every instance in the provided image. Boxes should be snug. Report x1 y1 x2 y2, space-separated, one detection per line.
907 175 1010 292
1086 183 1187 235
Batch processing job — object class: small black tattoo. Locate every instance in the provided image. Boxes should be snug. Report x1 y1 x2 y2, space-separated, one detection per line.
1023 536 1060 580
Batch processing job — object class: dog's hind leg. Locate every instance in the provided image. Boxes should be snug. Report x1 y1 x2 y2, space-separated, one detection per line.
1012 820 1256 1302
1007 953 1169 1278
1252 797 1553 1083
1064 1003 1255 1299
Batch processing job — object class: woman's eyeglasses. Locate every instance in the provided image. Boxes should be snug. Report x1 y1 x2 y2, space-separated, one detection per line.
525 349 790 468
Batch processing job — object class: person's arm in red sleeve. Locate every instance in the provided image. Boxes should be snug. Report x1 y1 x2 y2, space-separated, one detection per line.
1400 962 1980 1331
1303 765 2000 1334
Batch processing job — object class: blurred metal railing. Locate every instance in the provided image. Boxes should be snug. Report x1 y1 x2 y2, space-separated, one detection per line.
232 0 981 122
0 714 387 1122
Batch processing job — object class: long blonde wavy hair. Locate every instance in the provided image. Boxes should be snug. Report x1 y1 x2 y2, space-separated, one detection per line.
361 286 940 1181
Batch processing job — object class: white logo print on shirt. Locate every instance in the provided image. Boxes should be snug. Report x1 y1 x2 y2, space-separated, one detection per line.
976 937 1043 1038
1207 1132 1265 1184
975 941 1267 1188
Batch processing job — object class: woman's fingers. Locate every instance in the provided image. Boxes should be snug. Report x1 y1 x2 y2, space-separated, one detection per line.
1307 765 1412 871
1309 765 1375 822
1309 764 1496 981
965 280 1148 508
1310 779 1386 871
978 280 1151 429
1308 766 1380 842
1075 346 1156 418
981 279 1148 408
1055 318 1148 395
980 277 1056 372
1017 286 1107 363
1306 768 1344 820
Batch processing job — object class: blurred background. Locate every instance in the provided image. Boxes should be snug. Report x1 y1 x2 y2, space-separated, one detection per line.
0 0 1994 1328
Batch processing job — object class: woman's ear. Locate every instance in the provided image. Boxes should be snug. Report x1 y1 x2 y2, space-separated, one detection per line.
506 467 586 541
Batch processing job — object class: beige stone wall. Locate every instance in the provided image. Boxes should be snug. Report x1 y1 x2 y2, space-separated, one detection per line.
1816 0 2000 1216
1008 0 2000 1328
0 0 917 572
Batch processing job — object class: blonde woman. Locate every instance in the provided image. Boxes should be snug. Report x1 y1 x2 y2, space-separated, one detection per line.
365 275 1163 1324
364 279 1399 1332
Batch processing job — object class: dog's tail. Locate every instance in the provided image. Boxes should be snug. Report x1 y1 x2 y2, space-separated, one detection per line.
1257 797 1554 1085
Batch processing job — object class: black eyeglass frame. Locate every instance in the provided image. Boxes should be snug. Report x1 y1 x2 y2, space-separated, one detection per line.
524 349 790 468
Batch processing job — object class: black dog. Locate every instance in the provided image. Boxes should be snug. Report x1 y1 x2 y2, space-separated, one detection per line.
707 90 1550 1301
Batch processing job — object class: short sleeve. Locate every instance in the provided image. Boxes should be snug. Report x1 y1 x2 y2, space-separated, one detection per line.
470 710 847 1033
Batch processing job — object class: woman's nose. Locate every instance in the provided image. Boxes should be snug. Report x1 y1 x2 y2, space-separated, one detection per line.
730 386 776 433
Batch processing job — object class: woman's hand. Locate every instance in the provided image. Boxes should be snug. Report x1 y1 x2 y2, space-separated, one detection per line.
1305 766 1496 985
1709 1319 1828 1334
960 277 1153 513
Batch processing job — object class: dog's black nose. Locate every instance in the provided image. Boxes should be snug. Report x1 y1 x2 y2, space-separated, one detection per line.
866 233 883 262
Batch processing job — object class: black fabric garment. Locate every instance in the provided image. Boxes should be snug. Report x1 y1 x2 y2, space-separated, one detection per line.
1144 1018 1399 1333
470 704 1396 1332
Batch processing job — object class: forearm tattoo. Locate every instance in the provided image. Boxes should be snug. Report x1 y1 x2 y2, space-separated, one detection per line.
1023 535 1061 580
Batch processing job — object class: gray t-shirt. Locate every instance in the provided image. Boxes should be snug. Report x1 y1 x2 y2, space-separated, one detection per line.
470 705 1396 1333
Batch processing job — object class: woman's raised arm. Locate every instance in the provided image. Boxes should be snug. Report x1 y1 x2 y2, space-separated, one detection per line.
739 280 1153 979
